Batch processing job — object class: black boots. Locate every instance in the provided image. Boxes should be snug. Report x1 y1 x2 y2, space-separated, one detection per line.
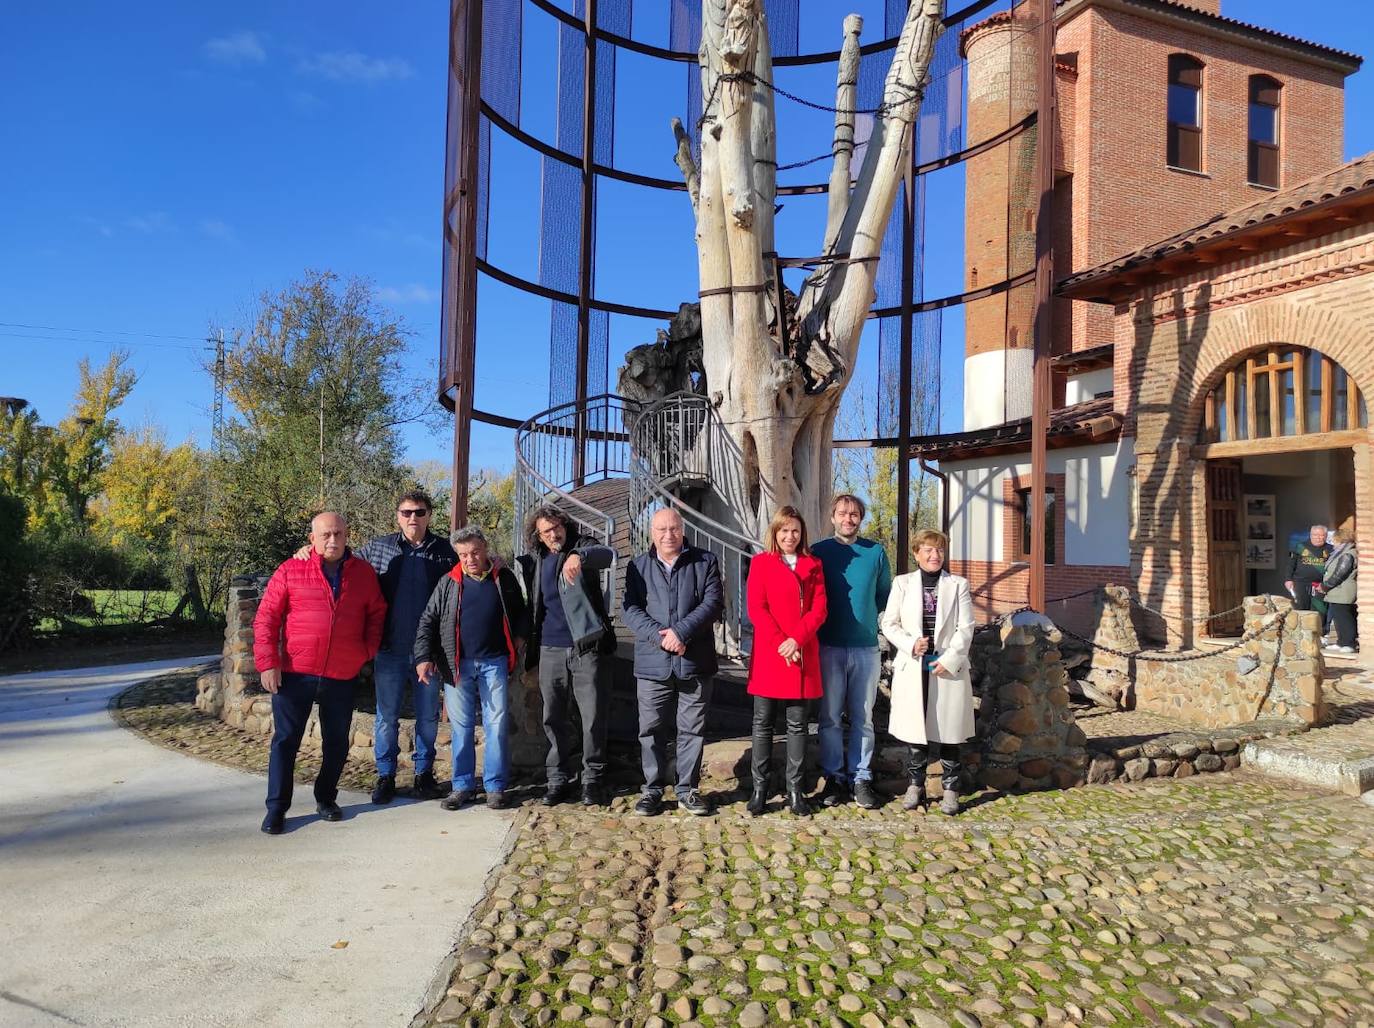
747 784 768 817
786 789 812 817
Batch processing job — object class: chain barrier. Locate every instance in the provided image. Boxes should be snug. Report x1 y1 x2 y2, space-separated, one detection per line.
1128 596 1249 625
1055 608 1289 664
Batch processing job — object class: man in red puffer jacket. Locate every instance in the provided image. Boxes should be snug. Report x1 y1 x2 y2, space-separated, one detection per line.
254 511 386 835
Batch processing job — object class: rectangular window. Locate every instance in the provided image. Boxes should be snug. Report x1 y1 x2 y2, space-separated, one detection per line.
1255 372 1272 436
1248 76 1281 187
1167 55 1204 172
1016 488 1056 566
1306 355 1323 432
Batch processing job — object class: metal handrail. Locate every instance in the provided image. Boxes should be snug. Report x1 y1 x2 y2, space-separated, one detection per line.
627 392 762 658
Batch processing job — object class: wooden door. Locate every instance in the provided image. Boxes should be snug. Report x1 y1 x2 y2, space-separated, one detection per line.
1206 459 1245 636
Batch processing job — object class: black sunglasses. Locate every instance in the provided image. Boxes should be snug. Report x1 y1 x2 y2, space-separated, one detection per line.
398 508 430 518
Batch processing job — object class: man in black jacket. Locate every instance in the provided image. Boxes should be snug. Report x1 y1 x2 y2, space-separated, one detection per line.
515 505 617 807
622 507 724 817
414 525 528 810
1285 523 1332 613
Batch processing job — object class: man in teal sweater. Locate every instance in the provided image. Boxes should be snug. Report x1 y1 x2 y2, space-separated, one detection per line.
813 494 893 809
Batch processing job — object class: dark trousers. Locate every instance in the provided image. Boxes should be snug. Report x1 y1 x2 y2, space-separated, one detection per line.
1331 602 1358 649
539 645 610 787
1292 577 1318 611
908 742 962 792
751 696 808 793
266 673 355 815
637 675 713 796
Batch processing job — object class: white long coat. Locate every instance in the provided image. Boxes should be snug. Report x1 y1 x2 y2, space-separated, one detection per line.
880 571 976 746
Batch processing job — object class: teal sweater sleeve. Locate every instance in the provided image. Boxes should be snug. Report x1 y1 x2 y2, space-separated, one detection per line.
814 538 890 647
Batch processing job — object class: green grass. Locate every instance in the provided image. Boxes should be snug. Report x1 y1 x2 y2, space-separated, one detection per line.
38 589 180 630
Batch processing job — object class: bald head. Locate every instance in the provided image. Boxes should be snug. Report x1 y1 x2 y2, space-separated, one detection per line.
651 507 685 561
309 511 350 563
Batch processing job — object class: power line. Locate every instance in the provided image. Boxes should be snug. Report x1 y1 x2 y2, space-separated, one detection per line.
0 321 211 343
0 331 204 352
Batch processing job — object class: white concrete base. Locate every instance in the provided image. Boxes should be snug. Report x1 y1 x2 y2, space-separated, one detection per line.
0 657 513 1028
1242 737 1374 797
962 348 1033 431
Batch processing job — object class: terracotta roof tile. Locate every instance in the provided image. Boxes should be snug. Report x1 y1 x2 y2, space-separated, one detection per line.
911 396 1121 460
1059 152 1374 295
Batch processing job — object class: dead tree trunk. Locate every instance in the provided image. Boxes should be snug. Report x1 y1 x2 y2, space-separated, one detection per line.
672 0 945 541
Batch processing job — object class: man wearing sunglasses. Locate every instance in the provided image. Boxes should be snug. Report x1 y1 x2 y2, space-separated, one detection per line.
295 490 457 804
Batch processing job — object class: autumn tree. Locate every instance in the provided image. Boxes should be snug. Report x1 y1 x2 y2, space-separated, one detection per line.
92 426 206 551
208 270 427 573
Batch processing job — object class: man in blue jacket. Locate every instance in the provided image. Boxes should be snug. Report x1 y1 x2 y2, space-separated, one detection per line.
623 507 724 817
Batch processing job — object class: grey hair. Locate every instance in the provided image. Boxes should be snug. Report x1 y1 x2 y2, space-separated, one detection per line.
1311 524 1330 534
450 524 489 547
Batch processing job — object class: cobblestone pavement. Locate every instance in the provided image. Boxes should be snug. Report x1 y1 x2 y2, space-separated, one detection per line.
420 774 1374 1028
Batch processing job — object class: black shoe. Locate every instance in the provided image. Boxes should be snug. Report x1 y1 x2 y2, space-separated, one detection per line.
486 791 508 810
853 779 880 810
316 801 343 822
261 812 285 835
746 785 768 817
412 771 445 801
787 789 812 817
819 776 850 808
441 788 474 811
678 789 713 817
582 782 610 807
371 775 396 805
541 783 570 807
634 794 663 817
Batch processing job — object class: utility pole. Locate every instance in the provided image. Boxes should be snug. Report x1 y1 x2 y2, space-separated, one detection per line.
210 330 226 454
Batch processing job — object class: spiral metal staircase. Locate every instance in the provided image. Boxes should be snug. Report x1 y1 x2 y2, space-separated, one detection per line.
513 391 760 660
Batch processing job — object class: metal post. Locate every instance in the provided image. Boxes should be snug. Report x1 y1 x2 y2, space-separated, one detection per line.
447 0 482 527
574 0 598 489
896 157 917 573
1028 0 1057 611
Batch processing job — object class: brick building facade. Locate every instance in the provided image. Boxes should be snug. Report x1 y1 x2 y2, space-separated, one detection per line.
930 0 1365 634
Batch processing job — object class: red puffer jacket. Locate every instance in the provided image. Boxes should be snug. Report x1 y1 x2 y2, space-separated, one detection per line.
253 550 387 681
746 551 828 700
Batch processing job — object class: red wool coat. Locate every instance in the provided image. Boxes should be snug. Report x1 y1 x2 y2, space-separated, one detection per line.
253 550 387 681
746 551 828 699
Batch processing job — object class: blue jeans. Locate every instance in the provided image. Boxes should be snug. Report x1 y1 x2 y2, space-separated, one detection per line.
373 650 438 777
818 645 881 785
444 657 510 792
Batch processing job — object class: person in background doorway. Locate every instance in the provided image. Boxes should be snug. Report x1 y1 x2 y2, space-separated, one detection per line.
1286 524 1332 614
880 528 975 816
745 506 828 817
1319 528 1358 655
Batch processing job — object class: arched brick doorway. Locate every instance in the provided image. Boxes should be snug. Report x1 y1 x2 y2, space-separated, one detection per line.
1193 344 1367 637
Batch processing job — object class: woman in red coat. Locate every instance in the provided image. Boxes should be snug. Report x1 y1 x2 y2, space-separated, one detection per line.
746 505 827 816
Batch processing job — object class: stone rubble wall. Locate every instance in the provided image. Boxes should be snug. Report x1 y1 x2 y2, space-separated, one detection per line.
1131 595 1326 729
194 573 547 771
970 614 1089 792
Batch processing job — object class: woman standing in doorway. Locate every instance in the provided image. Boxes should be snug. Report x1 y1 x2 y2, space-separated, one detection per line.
746 506 827 817
1320 528 1359 654
881 528 976 816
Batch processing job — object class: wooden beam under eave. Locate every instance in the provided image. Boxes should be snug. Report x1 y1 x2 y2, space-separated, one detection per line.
1191 428 1370 460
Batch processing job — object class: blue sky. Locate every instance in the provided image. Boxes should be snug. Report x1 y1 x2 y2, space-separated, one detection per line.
3 1 1372 478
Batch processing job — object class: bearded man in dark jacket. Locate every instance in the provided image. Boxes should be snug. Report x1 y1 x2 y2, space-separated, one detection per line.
515 505 616 807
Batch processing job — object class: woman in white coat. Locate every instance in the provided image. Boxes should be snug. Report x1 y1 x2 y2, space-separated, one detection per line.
879 528 975 815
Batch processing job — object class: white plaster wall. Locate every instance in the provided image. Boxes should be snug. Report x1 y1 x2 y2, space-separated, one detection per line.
941 439 1133 567
1064 368 1114 406
963 349 1033 431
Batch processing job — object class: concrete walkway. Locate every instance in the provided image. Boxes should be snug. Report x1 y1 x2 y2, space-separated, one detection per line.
0 657 514 1028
